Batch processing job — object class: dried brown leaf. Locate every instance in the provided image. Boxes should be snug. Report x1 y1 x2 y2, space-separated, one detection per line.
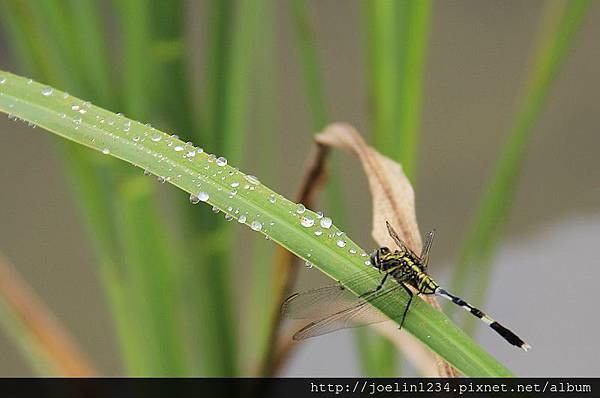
315 123 458 377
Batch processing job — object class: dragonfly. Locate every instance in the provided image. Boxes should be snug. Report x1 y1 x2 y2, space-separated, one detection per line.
282 221 531 351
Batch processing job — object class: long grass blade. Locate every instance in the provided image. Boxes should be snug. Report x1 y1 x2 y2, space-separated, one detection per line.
360 0 433 377
449 0 592 332
0 70 514 377
245 0 278 373
290 0 347 224
395 0 432 179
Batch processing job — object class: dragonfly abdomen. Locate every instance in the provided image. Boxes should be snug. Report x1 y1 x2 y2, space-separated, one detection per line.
436 288 531 351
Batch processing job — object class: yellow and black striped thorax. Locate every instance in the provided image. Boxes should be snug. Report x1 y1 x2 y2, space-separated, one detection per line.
370 247 439 294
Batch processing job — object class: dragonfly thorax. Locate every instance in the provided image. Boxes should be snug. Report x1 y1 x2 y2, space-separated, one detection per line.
370 247 421 272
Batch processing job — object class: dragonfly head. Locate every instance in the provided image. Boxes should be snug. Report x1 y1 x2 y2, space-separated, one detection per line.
370 247 391 269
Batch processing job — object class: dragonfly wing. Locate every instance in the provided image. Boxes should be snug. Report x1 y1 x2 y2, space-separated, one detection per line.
291 284 402 340
386 221 417 255
282 284 361 319
420 229 435 269
282 267 387 319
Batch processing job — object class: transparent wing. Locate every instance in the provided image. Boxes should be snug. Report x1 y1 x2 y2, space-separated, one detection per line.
291 283 403 340
386 221 415 255
420 229 436 269
282 284 360 320
282 266 388 320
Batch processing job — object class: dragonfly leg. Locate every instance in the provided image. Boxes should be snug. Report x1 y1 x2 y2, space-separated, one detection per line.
398 282 415 330
358 272 390 298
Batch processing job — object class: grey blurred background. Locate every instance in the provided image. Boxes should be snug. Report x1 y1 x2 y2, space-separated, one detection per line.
1 0 599 376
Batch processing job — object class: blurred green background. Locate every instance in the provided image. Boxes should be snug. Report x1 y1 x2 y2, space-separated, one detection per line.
0 0 598 376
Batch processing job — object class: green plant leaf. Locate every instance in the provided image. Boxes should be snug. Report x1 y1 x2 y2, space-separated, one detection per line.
449 0 592 332
0 71 513 377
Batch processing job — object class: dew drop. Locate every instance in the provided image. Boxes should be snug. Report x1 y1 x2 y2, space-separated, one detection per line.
316 211 324 219
0 76 6 84
102 148 110 155
216 156 227 166
151 135 162 142
301 216 314 228
157 176 166 183
245 175 260 185
314 230 323 236
198 191 209 202
269 194 276 204
143 169 151 176
250 220 263 231
336 240 346 248
230 182 240 188
190 194 200 204
296 204 306 214
174 145 184 152
320 217 332 229
349 249 357 254
364 260 371 266
304 260 313 269
238 214 247 224
41 86 53 96
225 214 234 221
212 206 220 213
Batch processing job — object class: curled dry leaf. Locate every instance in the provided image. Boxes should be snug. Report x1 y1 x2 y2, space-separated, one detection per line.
315 123 458 377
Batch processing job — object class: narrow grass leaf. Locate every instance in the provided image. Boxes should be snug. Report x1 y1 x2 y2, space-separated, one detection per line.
449 0 592 332
1 72 513 376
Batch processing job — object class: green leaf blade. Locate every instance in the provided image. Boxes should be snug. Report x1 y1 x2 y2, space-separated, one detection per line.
1 71 513 377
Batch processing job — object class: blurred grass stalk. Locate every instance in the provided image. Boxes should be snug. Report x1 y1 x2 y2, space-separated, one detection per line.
245 1 278 373
290 0 347 224
355 0 432 377
0 0 268 376
0 252 96 376
449 0 591 331
0 0 190 375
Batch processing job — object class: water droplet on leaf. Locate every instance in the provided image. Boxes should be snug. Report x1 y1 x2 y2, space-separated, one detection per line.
198 191 209 202
301 216 314 228
250 220 263 231
320 217 332 229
